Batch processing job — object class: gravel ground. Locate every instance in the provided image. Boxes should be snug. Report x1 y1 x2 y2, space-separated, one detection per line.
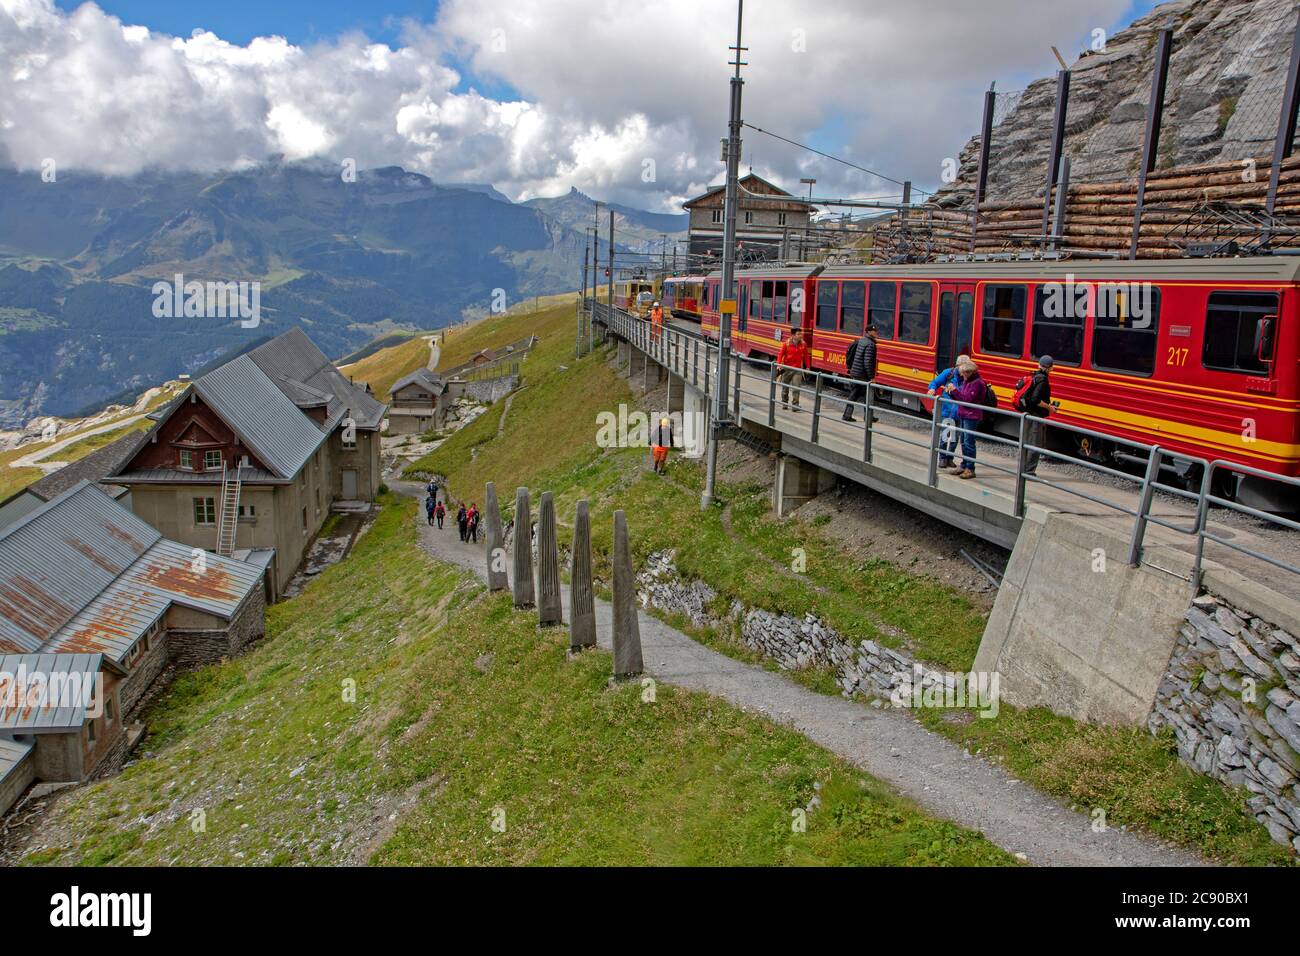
395 478 1204 867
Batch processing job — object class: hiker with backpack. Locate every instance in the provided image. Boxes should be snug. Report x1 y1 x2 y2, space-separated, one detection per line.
841 325 878 423
424 494 436 526
946 357 987 479
456 503 469 541
1015 355 1055 476
927 355 969 471
435 500 446 529
467 503 480 543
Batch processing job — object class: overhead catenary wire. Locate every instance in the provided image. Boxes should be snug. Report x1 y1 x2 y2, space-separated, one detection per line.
743 121 935 197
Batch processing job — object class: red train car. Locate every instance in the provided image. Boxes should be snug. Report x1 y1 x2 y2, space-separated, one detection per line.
704 258 1300 506
661 275 706 320
700 265 822 356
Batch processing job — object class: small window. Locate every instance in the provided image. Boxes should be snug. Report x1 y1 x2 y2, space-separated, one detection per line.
1203 291 1278 374
302 507 308 531
1092 285 1161 376
343 430 357 450
204 449 222 470
711 209 722 224
1031 285 1084 366
980 284 1028 357
868 282 896 340
778 212 788 226
815 282 839 331
744 211 754 225
179 449 193 470
106 696 115 725
193 497 216 526
238 504 256 520
898 283 933 345
840 281 865 335
87 720 96 745
772 280 789 325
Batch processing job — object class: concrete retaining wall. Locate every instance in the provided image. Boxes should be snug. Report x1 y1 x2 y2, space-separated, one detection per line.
972 508 1191 725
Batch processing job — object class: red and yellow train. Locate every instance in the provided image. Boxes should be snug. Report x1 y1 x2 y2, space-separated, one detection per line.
696 259 1300 505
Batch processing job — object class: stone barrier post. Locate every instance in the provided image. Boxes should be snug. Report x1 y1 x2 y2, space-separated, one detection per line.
484 481 508 592
537 491 563 626
569 500 597 650
611 509 643 678
512 487 535 608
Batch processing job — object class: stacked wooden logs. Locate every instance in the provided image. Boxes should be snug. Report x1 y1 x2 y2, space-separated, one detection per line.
869 154 1300 261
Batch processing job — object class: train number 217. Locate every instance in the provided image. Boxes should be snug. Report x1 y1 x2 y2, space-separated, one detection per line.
1166 346 1189 366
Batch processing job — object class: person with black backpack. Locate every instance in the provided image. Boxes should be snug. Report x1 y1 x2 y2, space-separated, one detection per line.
841 325 878 423
1016 355 1054 476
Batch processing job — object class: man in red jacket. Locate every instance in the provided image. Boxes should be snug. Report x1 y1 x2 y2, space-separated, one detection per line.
776 327 810 411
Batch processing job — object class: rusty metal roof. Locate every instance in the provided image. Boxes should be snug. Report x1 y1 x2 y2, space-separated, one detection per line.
0 653 104 732
0 482 160 653
0 482 264 665
0 736 32 785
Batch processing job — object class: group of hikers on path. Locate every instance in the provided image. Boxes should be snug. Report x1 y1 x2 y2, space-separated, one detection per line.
772 322 1056 481
424 481 481 541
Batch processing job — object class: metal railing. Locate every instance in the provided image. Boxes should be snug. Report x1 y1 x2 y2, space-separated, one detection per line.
588 299 1300 592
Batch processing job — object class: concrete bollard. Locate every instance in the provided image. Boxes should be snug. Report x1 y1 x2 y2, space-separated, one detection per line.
536 491 563 627
611 509 643 678
512 487 535 608
569 500 597 650
484 481 508 592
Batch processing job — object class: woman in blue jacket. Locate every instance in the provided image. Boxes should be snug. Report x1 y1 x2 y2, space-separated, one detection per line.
927 355 967 470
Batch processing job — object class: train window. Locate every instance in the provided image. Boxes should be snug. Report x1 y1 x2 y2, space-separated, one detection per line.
840 281 865 335
773 281 789 324
749 280 760 319
868 282 897 339
1203 292 1278 374
1092 286 1161 376
1031 285 1083 366
980 284 1027 357
761 280 775 322
898 283 933 344
816 282 838 331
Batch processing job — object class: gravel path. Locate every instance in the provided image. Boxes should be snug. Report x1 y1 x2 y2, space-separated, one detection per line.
393 479 1204 867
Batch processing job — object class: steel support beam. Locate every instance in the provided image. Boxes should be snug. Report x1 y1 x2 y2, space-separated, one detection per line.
1040 70 1071 239
1129 25 1173 259
970 85 996 253
1267 8 1300 217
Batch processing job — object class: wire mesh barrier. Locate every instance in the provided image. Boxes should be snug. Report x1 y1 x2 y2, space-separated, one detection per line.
590 301 1300 589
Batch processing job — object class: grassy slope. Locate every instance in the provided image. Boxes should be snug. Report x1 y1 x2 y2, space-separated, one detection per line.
405 305 1292 866
339 334 433 402
22 492 1010 866
0 385 182 501
43 419 152 463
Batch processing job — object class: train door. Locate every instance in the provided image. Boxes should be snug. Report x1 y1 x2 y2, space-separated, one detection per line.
936 282 976 371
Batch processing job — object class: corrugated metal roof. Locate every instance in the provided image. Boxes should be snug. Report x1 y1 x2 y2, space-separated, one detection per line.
247 327 388 430
817 257 1300 281
391 369 443 393
194 354 329 479
0 653 104 731
0 482 264 664
45 539 264 661
0 735 32 784
109 466 284 485
0 483 160 653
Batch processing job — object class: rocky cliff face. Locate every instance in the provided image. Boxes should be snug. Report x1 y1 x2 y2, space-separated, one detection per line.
941 0 1297 207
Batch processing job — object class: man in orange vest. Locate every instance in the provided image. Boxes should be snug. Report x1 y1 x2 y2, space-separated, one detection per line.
650 300 664 342
651 416 673 474
776 327 810 411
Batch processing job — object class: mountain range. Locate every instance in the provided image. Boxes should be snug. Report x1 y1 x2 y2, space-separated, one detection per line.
0 160 685 427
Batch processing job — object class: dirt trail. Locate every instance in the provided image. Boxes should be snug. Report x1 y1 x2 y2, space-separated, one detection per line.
392 478 1204 867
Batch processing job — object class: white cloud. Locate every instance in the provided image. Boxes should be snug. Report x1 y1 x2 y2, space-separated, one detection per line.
0 0 1133 208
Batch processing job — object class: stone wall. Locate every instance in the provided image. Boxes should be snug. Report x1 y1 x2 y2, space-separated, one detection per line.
167 589 267 667
1150 592 1300 852
636 550 953 703
119 634 169 717
0 750 34 816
